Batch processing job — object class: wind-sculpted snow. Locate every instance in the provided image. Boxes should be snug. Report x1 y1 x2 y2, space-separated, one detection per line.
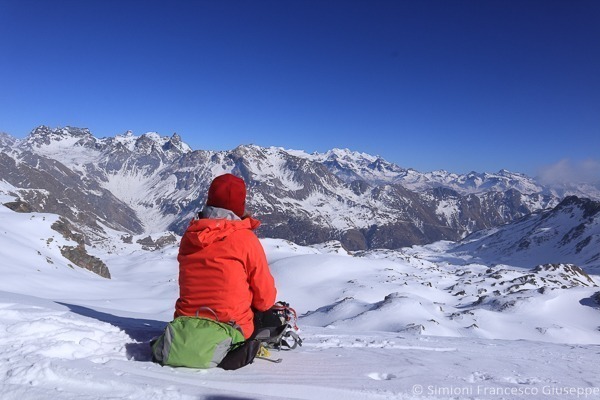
1 203 600 399
2 295 598 400
278 245 600 344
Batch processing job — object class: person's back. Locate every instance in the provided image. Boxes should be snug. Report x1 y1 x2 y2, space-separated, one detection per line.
174 174 277 339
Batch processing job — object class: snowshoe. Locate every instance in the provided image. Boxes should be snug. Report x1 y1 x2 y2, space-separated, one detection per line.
254 323 303 350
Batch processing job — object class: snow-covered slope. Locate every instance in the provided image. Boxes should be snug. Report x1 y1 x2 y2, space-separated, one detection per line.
1 201 599 399
2 293 598 400
447 196 600 273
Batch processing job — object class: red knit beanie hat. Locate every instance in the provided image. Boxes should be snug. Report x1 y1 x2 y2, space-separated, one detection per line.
206 173 246 218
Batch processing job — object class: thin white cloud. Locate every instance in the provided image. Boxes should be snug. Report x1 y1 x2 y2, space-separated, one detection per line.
537 158 600 185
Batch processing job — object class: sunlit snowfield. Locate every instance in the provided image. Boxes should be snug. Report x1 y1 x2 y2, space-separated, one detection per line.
1 202 599 399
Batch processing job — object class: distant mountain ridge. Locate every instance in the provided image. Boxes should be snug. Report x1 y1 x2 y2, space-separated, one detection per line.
447 195 600 272
1 126 599 251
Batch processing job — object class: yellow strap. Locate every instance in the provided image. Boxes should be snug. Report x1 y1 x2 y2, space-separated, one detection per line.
258 344 271 358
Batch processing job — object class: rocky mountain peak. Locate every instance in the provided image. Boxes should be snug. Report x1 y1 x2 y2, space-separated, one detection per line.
133 133 160 154
554 196 600 220
324 147 366 160
232 143 261 156
31 125 92 139
162 133 191 154
315 147 408 185
23 126 95 149
0 132 16 148
106 131 192 157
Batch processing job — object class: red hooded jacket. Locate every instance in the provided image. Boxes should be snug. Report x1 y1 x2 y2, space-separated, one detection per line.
174 215 277 338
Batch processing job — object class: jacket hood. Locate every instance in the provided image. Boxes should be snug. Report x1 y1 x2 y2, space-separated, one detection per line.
184 215 261 249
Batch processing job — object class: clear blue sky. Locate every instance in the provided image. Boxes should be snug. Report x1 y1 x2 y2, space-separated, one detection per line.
1 0 599 178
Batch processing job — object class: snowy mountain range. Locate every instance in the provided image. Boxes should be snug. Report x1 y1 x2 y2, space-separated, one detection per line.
2 126 600 399
2 126 598 254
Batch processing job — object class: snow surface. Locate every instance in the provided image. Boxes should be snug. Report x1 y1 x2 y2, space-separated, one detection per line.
1 204 600 399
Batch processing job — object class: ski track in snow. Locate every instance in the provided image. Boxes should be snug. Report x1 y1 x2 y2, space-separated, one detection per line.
1 202 600 399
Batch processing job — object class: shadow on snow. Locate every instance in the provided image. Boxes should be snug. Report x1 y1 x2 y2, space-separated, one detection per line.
579 294 600 309
56 302 167 362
